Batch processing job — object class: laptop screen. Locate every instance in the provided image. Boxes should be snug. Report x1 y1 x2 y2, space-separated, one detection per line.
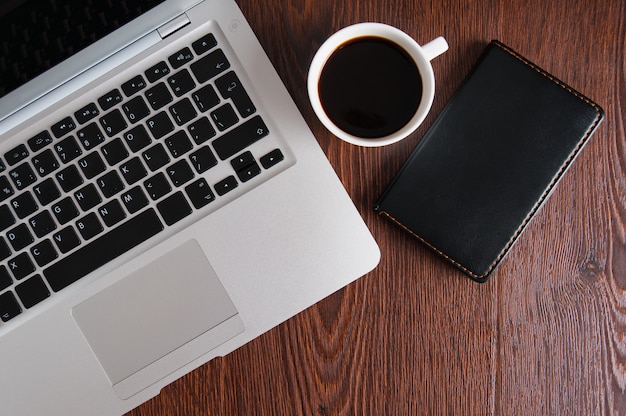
0 0 166 99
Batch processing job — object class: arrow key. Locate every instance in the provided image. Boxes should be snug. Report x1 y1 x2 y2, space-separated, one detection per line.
260 149 284 169
214 175 237 196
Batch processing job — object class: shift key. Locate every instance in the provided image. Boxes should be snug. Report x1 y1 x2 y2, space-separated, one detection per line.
212 115 269 160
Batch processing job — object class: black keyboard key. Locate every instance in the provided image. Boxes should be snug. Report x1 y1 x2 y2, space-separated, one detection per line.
100 109 128 137
167 69 196 97
231 151 261 183
169 98 197 126
76 212 103 240
76 122 106 150
74 103 100 124
98 89 123 111
145 82 173 110
146 111 175 140
56 165 84 192
212 115 269 160
164 131 193 158
192 33 217 55
0 237 11 261
51 197 79 225
8 162 37 190
231 151 255 171
144 172 171 200
260 148 284 169
123 125 152 152
97 171 125 198
121 75 147 97
7 252 35 280
214 175 238 196
190 49 230 83
74 184 102 211
0 176 14 202
210 103 239 131
4 144 29 166
33 178 61 206
157 191 192 226
0 205 16 231
192 84 220 112
188 117 216 144
28 131 54 153
185 178 215 209
189 146 217 173
30 239 58 267
236 162 261 183
169 47 194 69
119 157 148 185
32 149 60 177
52 226 81 254
54 136 82 164
145 61 171 83
0 266 12 291
215 71 256 118
15 275 50 308
98 200 126 227
51 116 76 138
6 223 34 251
142 143 170 171
28 210 57 238
101 138 129 166
78 152 106 179
122 96 150 124
44 209 164 292
10 191 38 219
166 159 194 187
121 186 149 214
0 291 21 322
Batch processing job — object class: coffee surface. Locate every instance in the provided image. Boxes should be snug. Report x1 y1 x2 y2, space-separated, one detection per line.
318 36 422 138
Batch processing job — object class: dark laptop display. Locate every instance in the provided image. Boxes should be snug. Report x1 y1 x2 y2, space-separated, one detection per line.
0 0 166 98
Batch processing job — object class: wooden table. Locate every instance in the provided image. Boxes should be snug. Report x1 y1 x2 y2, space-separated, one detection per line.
128 0 626 414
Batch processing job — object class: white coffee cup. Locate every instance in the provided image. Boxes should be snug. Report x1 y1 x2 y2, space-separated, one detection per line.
308 23 448 147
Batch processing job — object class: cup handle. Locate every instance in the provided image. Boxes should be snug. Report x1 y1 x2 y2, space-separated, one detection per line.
422 36 449 61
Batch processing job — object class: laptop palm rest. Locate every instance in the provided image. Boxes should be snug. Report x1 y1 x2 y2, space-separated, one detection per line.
71 239 244 399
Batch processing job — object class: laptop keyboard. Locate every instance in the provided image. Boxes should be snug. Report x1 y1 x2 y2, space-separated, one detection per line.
0 31 286 324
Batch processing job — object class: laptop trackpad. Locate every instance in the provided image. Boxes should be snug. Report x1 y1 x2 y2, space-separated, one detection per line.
72 239 244 399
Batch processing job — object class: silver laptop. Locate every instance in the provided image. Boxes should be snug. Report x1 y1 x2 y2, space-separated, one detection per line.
0 1 380 414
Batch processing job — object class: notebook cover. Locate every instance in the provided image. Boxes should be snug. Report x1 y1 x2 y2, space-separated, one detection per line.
375 40 604 282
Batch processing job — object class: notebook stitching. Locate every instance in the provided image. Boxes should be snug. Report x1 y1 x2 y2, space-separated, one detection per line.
378 210 486 279
379 41 604 280
493 41 604 115
487 41 604 274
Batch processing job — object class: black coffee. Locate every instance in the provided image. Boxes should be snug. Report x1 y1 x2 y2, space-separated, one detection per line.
318 36 422 139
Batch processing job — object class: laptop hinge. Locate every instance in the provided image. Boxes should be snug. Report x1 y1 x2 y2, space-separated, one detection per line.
158 13 191 39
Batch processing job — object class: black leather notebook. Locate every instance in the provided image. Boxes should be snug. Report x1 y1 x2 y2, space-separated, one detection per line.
375 40 604 282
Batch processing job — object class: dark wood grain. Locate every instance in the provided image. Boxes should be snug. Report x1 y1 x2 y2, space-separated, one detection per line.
127 0 626 414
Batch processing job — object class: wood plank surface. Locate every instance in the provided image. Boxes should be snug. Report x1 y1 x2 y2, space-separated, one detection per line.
127 0 626 414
